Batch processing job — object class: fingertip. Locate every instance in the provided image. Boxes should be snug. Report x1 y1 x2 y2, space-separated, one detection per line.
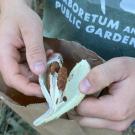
32 61 46 75
79 79 91 94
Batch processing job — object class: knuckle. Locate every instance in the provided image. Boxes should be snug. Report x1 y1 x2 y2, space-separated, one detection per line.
27 45 43 59
33 18 43 31
37 17 43 27
111 58 128 70
3 77 13 88
90 67 102 82
31 14 43 31
89 66 107 86
119 59 126 66
103 57 131 81
34 13 43 25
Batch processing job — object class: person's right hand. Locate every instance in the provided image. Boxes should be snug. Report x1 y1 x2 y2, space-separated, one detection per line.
0 0 46 97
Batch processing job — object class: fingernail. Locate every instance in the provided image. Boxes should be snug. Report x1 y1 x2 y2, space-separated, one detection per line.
80 79 91 94
34 62 45 74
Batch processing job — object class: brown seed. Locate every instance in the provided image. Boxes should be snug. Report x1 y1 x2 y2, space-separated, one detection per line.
50 62 60 74
46 62 60 90
57 67 68 91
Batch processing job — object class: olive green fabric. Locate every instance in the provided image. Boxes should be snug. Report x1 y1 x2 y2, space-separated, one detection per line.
43 0 135 60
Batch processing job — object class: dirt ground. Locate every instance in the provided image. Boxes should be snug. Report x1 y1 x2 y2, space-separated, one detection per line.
0 102 40 135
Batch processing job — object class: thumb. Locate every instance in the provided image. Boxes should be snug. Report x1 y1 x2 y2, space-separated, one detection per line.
20 15 46 75
79 58 127 94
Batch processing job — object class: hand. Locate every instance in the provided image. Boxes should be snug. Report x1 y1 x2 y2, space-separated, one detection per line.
77 57 135 131
0 0 46 97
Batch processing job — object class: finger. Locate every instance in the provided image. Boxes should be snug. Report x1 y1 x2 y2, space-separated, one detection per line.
1 54 43 97
79 117 132 132
19 64 38 82
19 13 46 75
19 48 53 65
79 58 128 94
76 95 125 120
12 74 42 97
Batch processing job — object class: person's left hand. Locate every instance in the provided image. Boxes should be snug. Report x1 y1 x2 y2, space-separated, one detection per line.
77 57 135 131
